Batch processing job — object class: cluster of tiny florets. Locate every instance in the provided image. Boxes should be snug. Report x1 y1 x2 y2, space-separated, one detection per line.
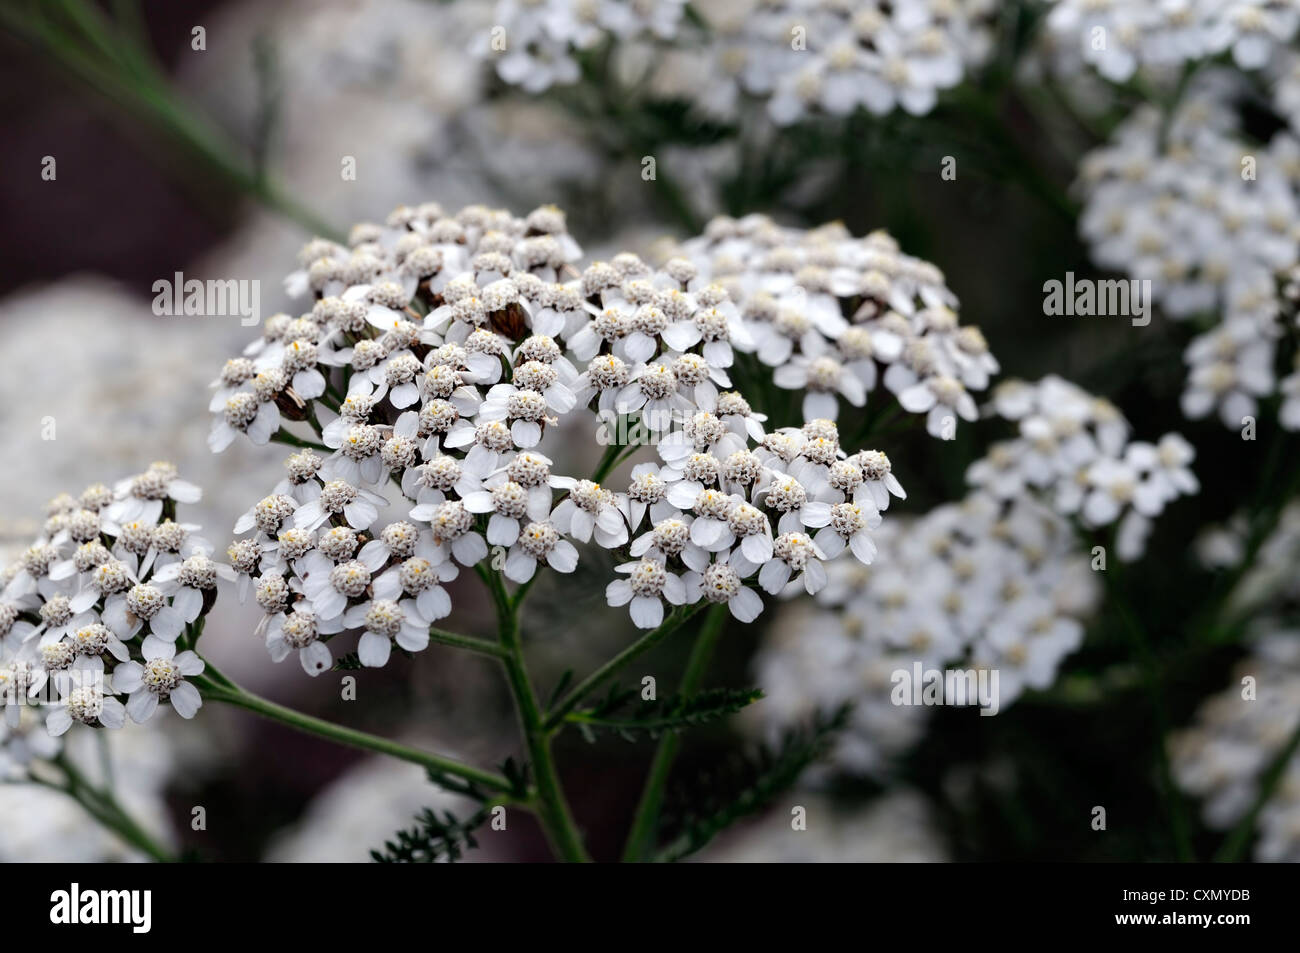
666 213 998 436
969 376 1198 560
218 200 917 668
471 0 996 125
0 464 222 751
753 491 1100 775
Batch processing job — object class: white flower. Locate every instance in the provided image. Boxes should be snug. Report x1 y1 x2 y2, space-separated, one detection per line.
208 391 280 452
406 452 482 506
460 480 534 545
102 583 187 656
1181 322 1276 429
684 557 763 622
443 419 517 478
550 479 629 548
293 480 387 532
45 669 127 736
629 516 712 572
476 382 557 448
573 354 633 412
234 493 298 537
1081 456 1142 526
756 532 829 596
898 374 978 438
301 556 372 620
417 500 490 567
265 607 342 676
803 501 881 565
501 521 580 583
758 474 825 535
113 641 205 722
373 556 459 622
617 361 691 433
606 559 688 629
319 422 388 485
493 31 580 94
1127 434 1200 509
774 355 866 421
624 463 676 530
346 598 429 668
106 463 202 525
660 301 752 368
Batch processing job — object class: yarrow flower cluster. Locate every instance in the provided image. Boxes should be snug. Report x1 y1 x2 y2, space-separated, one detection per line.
1042 0 1300 83
970 376 1199 559
218 199 912 672
0 464 225 741
668 213 998 435
752 491 1100 776
471 0 996 124
1075 75 1300 430
1170 633 1300 862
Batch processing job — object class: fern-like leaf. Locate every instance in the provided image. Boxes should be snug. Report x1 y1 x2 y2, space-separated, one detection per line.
566 684 765 742
369 806 492 863
653 705 849 862
332 652 363 671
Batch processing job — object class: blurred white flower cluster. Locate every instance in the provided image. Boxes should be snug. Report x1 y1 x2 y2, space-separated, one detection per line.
973 376 1199 560
1204 499 1300 607
1043 0 1300 82
473 0 997 124
669 213 998 434
0 465 226 743
0 722 177 861
751 490 1100 776
702 789 949 861
1171 633 1300 861
1074 73 1300 430
1078 80 1299 319
213 200 944 674
267 755 475 862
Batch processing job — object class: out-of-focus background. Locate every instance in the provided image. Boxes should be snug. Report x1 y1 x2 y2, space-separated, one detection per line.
2 0 1298 862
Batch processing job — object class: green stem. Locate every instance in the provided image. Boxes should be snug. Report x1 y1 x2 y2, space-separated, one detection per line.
1196 431 1300 645
544 602 707 732
621 603 727 862
197 677 517 796
55 755 175 862
1104 555 1195 862
2 0 342 239
485 572 590 862
590 438 625 484
270 427 330 452
428 626 510 658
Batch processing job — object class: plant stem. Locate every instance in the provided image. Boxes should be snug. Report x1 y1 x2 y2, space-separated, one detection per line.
270 427 330 451
621 603 727 862
197 677 517 796
485 572 590 862
544 602 707 732
54 754 175 862
590 438 625 484
427 626 510 658
1103 557 1195 861
2 0 342 239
